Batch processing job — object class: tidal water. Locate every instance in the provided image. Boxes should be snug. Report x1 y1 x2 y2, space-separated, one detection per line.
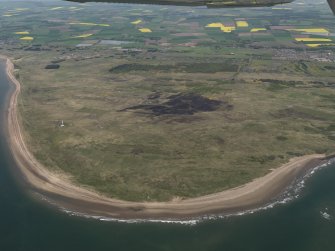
1 54 335 251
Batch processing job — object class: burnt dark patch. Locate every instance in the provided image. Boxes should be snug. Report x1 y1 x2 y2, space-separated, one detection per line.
122 93 231 116
45 64 60 70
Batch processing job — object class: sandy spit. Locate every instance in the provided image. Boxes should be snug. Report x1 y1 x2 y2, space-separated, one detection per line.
2 56 330 220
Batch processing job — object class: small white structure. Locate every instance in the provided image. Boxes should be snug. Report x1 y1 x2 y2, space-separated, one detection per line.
60 120 65 127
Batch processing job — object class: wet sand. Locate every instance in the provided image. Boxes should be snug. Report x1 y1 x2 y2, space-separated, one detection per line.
2 56 330 220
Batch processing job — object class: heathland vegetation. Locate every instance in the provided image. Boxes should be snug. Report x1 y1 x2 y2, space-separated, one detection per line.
1 0 335 201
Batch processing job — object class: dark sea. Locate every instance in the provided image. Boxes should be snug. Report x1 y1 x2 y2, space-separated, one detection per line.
1 60 335 251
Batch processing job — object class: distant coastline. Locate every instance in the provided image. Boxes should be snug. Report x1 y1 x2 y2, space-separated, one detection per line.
2 55 331 220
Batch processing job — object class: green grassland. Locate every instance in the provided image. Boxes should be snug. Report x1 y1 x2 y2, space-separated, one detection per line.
15 51 335 201
1 1 335 201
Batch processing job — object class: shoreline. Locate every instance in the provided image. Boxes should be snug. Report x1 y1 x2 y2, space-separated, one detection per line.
2 55 332 220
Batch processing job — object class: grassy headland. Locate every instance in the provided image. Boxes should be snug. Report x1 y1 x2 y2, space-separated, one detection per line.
2 0 335 201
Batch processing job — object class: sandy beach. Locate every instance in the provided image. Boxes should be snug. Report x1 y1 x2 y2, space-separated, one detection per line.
2 56 330 220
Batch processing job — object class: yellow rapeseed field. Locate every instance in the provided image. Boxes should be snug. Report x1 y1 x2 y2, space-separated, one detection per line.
20 37 34 41
205 23 236 33
236 21 249 27
295 38 332 42
250 28 267 32
131 20 142 25
306 43 335 47
139 28 152 33
206 23 223 28
288 28 329 33
72 34 93 38
15 31 30 35
221 26 236 33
